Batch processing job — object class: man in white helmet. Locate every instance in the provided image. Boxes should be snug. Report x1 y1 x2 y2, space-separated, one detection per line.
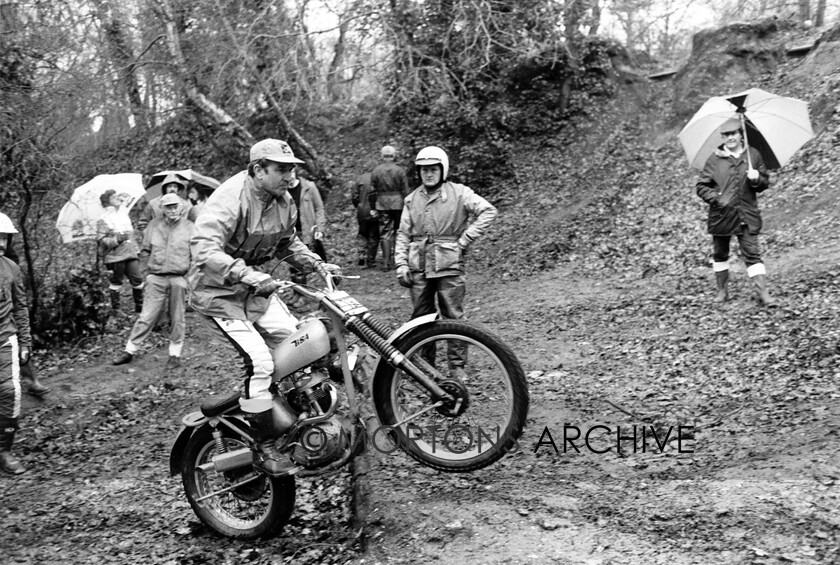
189 139 342 477
369 144 409 270
394 146 497 379
0 212 32 474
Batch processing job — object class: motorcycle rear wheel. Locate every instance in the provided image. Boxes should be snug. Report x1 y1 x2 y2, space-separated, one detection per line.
373 320 529 472
181 424 295 539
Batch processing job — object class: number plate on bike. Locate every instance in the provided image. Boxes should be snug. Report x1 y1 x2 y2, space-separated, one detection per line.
328 291 368 315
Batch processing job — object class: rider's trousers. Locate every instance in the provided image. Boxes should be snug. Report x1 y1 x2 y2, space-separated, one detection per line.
209 295 298 412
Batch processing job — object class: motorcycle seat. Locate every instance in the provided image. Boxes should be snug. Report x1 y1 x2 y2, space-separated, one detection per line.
200 391 241 417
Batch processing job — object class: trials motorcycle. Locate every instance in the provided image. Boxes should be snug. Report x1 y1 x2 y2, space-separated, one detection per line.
170 272 529 539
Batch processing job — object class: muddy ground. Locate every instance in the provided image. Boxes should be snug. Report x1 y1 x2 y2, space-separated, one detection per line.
2 247 838 564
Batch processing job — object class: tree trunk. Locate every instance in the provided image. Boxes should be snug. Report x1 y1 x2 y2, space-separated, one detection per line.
815 0 826 26
93 0 149 131
327 18 349 101
156 0 253 149
798 0 811 22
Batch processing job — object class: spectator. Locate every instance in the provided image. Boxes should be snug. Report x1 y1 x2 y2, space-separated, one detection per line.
395 146 497 380
97 189 144 313
286 169 327 297
696 117 774 306
138 175 195 231
0 212 33 474
112 193 194 369
370 145 409 271
351 172 380 268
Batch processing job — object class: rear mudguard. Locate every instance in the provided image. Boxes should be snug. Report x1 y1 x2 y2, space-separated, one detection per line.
169 412 249 476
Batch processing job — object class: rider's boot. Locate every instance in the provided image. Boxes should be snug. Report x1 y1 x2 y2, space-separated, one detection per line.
0 418 25 475
245 409 299 477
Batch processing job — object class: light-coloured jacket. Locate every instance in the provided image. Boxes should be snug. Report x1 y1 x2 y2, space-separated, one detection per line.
395 181 497 278
96 206 139 263
141 201 193 276
297 178 326 245
189 171 321 321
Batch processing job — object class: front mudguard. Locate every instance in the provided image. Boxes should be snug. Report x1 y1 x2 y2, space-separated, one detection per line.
369 313 438 380
369 313 439 425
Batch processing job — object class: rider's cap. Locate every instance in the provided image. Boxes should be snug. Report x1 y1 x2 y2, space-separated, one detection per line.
250 139 305 164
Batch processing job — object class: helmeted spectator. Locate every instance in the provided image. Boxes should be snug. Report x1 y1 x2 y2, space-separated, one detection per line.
395 146 497 380
0 212 32 474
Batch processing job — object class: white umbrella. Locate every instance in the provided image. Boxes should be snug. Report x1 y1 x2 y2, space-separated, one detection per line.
678 88 814 170
55 173 145 243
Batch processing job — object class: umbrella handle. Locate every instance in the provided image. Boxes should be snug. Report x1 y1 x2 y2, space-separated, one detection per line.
739 113 753 170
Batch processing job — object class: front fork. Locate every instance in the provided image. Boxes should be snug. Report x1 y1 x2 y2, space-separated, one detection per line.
344 313 457 408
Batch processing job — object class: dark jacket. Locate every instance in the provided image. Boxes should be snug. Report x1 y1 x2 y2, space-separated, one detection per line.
370 162 409 211
352 173 375 223
696 146 769 236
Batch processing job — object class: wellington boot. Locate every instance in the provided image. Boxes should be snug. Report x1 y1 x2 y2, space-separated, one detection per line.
0 423 25 475
109 289 121 310
381 240 394 271
752 274 777 307
132 288 144 313
21 363 50 397
714 270 729 304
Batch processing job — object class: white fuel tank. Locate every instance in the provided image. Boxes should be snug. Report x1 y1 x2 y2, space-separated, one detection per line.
272 319 331 380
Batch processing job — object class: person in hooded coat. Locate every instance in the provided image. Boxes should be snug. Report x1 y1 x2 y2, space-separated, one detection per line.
696 117 774 306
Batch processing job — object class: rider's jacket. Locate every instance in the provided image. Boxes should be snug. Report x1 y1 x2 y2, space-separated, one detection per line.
395 181 497 278
189 171 320 321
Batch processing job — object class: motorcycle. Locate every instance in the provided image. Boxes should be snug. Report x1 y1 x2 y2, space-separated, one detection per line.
170 272 529 539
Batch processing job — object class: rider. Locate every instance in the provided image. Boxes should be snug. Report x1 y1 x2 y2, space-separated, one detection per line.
394 146 497 379
189 139 341 477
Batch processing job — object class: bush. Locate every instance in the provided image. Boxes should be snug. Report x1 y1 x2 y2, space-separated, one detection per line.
32 267 111 347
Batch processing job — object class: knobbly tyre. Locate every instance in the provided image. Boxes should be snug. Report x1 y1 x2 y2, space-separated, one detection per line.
170 270 529 539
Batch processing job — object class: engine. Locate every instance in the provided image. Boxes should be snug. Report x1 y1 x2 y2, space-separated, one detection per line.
290 416 352 468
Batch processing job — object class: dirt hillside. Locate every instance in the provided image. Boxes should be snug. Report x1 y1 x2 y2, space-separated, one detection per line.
2 18 839 565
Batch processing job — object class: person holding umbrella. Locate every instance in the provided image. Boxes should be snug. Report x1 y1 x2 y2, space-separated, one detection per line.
695 117 774 306
97 189 145 312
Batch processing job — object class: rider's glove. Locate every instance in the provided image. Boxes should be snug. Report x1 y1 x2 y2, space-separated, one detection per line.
239 267 272 287
254 279 283 298
396 265 413 288
19 347 30 366
315 262 342 281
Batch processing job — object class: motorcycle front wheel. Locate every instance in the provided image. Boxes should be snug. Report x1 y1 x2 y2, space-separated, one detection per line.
181 424 295 539
373 320 529 472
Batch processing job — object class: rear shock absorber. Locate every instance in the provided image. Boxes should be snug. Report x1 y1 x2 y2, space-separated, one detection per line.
212 427 228 454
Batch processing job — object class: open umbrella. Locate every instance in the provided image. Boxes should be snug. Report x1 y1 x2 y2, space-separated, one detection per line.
55 173 146 244
145 169 221 200
678 88 814 170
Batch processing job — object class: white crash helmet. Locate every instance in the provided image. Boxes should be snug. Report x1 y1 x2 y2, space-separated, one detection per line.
415 146 449 181
0 212 18 234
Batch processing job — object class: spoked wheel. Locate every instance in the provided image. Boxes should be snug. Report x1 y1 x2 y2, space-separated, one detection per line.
181 425 295 539
373 320 529 472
